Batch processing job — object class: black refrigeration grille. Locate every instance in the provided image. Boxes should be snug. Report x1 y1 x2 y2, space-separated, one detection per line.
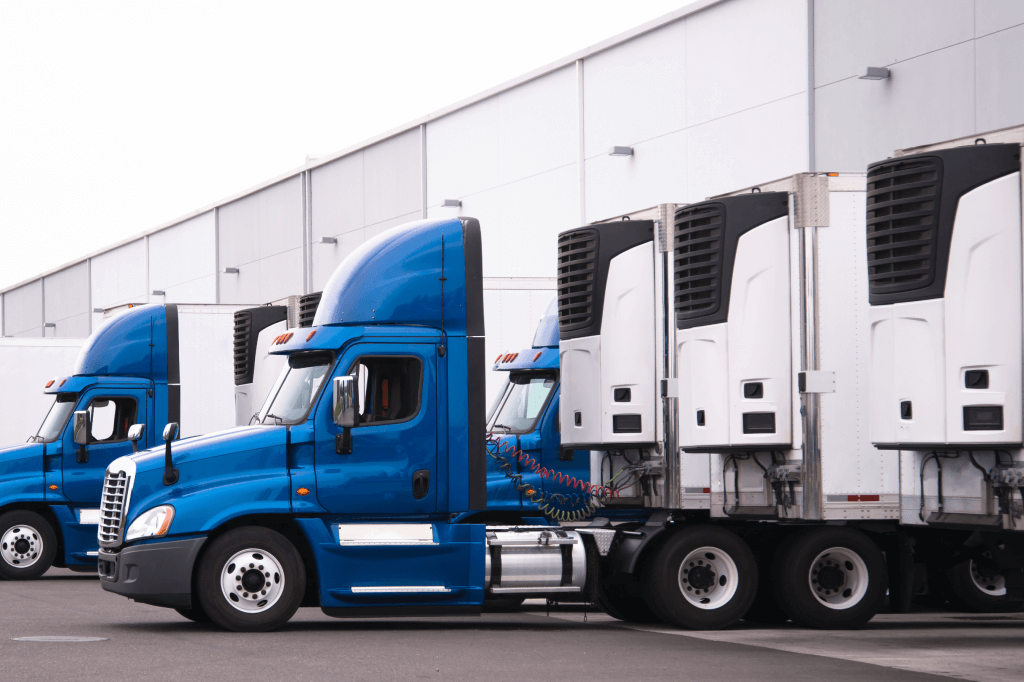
298 292 322 327
866 158 943 297
674 204 725 323
233 310 252 383
557 229 599 333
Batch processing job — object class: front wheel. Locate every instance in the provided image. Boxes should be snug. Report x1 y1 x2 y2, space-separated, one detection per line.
774 527 886 629
642 525 757 630
195 527 305 632
0 510 57 580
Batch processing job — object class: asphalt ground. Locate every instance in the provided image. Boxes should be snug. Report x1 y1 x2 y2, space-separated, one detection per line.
0 568 1021 682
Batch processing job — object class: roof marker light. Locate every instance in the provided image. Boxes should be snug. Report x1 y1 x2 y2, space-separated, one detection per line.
306 330 316 342
533 352 542 362
510 353 518 361
45 380 54 388
59 379 67 387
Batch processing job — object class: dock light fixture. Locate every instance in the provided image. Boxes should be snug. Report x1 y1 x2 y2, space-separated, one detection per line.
221 267 239 274
609 146 634 157
92 308 103 313
318 237 337 245
151 290 165 296
442 199 462 208
859 67 891 80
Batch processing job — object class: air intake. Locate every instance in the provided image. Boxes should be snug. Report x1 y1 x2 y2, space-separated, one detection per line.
233 305 288 386
298 292 322 327
557 229 599 334
673 203 725 324
866 157 942 300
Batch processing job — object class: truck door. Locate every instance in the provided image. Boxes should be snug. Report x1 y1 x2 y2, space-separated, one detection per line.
61 388 148 504
313 344 437 514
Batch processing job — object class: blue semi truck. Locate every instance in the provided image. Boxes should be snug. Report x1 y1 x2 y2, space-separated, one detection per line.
98 218 651 631
0 303 284 579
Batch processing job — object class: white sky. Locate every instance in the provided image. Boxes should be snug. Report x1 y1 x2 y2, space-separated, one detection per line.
0 0 690 291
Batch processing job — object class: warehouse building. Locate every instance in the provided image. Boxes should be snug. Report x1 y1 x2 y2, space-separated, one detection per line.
2 0 1023 400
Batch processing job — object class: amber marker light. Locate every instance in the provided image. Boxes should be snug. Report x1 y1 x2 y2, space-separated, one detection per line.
48 485 58 490
296 488 311 496
533 352 542 361
58 379 67 387
45 380 54 388
306 330 316 342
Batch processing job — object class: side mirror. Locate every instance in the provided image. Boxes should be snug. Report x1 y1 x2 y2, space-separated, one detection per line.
332 375 357 454
162 422 179 485
128 423 145 453
73 411 90 446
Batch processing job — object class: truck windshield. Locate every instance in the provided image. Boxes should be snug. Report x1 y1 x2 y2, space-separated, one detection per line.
258 353 333 425
31 393 78 443
487 372 556 434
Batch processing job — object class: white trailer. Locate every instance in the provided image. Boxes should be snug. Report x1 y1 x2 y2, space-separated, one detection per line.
0 338 85 445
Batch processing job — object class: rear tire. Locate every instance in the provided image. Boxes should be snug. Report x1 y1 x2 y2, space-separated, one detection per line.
643 525 757 630
945 557 1024 613
0 510 57 580
774 527 886 629
742 552 789 624
196 527 304 632
596 574 661 623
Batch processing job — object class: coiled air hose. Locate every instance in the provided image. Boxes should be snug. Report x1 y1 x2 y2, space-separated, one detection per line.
485 433 616 522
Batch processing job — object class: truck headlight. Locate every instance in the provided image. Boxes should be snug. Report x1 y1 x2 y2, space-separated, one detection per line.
125 505 175 542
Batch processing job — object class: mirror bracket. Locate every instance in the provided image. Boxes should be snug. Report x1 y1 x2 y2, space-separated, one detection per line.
76 447 88 464
335 429 352 455
162 422 179 486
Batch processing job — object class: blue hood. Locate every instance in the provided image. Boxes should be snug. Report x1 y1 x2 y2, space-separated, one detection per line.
0 442 43 463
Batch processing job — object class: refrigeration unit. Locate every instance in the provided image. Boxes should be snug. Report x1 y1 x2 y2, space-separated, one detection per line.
867 126 1024 530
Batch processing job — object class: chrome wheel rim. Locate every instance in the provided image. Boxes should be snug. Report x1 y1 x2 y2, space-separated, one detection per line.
969 559 1007 596
1 525 42 568
809 547 868 610
220 548 285 614
677 545 740 610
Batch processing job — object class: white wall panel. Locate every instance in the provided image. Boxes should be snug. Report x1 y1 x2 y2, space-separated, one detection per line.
686 94 807 202
585 128 687 223
975 0 1024 37
217 260 260 305
218 192 260 269
43 261 89 338
427 97 500 206
364 129 421 226
257 176 303 258
976 24 1024 133
815 42 975 172
311 152 364 240
814 0 973 87
257 247 304 303
162 274 217 304
364 211 421 242
90 239 147 310
3 280 43 337
583 18 686 159
482 289 556 404
149 211 216 295
686 0 806 126
311 228 365 292
497 66 577 184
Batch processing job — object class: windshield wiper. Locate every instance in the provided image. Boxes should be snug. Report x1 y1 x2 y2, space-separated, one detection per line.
491 423 513 434
263 413 285 425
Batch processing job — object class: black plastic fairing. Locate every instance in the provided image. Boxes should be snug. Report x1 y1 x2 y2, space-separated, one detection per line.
233 305 288 386
557 220 654 341
674 193 789 330
462 218 486 510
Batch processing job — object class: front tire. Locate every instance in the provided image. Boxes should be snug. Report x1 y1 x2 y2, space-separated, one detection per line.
643 525 757 630
0 510 57 580
945 557 1024 613
774 527 886 629
196 527 305 632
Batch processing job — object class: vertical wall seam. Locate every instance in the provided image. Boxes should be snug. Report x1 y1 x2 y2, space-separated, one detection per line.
144 235 151 304
40 278 46 338
576 58 586 225
807 0 816 172
420 123 428 219
0 292 4 337
214 208 221 304
87 258 93 335
302 171 309 296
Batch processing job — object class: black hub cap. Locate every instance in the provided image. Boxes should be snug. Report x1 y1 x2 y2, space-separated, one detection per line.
816 563 845 591
242 570 266 592
14 539 30 554
688 564 716 590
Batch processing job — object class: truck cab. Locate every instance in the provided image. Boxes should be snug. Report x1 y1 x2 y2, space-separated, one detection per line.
485 296 588 515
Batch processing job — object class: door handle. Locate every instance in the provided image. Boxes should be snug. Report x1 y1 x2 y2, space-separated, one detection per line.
412 469 430 500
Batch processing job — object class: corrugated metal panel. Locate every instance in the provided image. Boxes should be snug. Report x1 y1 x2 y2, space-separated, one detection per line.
43 261 90 337
685 0 806 127
149 211 216 296
90 239 147 309
814 42 975 173
3 280 43 337
583 18 686 159
363 129 421 226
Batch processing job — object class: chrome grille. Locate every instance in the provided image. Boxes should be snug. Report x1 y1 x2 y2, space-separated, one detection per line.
98 469 131 547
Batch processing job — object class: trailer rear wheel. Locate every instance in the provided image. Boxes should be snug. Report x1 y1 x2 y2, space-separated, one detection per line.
945 557 1024 613
643 525 757 630
0 510 57 580
196 527 305 632
742 551 789 624
775 527 885 629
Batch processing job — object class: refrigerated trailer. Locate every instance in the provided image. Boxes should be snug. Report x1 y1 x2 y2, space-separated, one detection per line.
0 338 85 446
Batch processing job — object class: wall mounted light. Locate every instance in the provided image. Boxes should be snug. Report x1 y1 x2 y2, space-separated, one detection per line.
608 146 634 157
859 67 891 80
221 267 239 274
152 290 165 296
442 199 462 208
44 323 55 328
318 237 337 245
92 308 103 313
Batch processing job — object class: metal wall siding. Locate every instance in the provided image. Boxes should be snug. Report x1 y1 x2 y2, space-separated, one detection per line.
363 129 421 226
257 247 304 303
311 227 365 292
161 275 217 304
90 239 147 310
583 18 687 159
149 211 216 293
311 152 364 241
257 175 304 258
43 261 89 328
218 192 260 269
975 25 1024 133
3 280 43 336
217 260 260 305
813 0 974 88
426 96 500 207
496 66 577 185
975 0 1024 37
814 42 975 172
684 0 806 127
